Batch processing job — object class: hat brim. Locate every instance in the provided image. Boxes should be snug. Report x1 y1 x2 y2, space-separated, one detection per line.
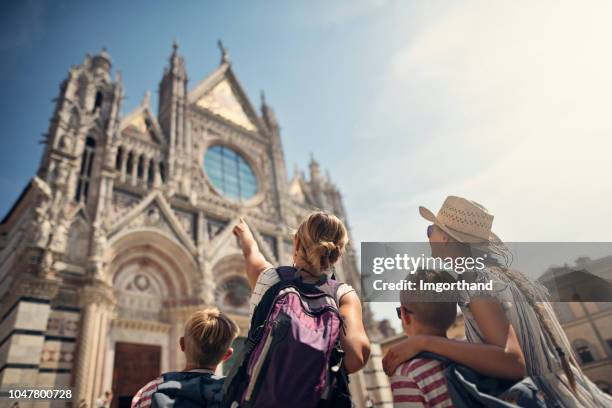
419 205 502 245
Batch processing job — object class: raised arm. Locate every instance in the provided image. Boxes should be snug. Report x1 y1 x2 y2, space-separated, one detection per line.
232 218 273 289
383 298 526 380
338 291 371 373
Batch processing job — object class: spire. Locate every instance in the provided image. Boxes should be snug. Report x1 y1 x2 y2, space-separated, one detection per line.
142 90 151 108
217 39 230 64
168 40 186 77
309 153 321 181
260 90 278 131
92 47 112 74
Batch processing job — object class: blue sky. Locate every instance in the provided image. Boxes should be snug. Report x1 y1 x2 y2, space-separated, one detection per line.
3 0 612 328
0 0 401 219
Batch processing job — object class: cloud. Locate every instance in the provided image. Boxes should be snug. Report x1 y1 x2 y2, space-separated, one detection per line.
347 0 612 245
345 0 612 327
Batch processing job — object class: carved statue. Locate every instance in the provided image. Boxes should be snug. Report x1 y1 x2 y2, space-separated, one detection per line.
50 218 69 253
92 219 107 258
34 210 52 248
32 178 53 248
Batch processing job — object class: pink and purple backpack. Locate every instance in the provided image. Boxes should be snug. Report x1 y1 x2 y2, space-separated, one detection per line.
222 266 351 408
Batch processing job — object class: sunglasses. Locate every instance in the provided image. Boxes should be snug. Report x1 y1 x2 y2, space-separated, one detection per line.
396 306 413 319
427 224 434 238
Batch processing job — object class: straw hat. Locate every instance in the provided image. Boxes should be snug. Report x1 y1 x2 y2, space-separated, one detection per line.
419 196 502 245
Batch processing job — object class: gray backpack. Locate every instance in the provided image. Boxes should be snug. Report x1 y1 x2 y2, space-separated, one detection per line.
415 352 546 408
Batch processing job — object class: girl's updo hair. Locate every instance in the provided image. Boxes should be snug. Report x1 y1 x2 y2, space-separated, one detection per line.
295 211 349 274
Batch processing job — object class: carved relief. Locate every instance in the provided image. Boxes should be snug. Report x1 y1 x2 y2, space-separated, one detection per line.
116 269 163 321
112 189 141 217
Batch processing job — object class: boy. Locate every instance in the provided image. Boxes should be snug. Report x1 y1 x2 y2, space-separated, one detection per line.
131 308 239 408
391 270 457 408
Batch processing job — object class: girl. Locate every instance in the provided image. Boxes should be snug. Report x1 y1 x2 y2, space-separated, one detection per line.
232 211 371 374
382 196 612 408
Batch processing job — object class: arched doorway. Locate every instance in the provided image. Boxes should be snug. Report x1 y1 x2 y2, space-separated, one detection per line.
104 229 201 408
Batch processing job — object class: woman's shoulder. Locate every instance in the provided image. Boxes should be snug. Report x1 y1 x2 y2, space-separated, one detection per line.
335 281 356 303
459 265 512 306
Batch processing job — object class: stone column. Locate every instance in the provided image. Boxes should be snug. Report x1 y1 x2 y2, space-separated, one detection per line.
120 151 128 183
142 158 150 187
0 277 59 391
130 157 138 186
73 284 116 408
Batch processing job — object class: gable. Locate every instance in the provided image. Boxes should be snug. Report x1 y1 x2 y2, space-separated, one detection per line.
195 79 257 131
120 107 163 143
110 191 196 254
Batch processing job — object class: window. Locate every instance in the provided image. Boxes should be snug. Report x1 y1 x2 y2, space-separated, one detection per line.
159 162 166 182
204 145 257 200
93 90 103 112
147 159 155 186
126 152 134 175
573 339 596 364
137 155 145 179
115 146 124 171
75 137 96 202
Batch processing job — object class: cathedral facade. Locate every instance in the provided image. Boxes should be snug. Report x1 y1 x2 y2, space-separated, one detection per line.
0 43 391 408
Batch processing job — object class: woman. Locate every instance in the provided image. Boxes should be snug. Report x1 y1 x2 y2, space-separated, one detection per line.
382 196 612 408
232 211 371 374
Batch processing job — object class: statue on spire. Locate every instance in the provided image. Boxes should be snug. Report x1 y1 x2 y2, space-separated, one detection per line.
217 39 230 64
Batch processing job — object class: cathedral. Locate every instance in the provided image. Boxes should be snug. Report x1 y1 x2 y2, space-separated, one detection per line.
0 43 391 407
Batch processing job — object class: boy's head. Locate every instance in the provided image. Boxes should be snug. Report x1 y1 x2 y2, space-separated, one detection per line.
179 307 239 369
398 270 457 337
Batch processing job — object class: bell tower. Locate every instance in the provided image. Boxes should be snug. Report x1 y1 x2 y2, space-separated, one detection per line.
38 48 123 207
158 41 189 191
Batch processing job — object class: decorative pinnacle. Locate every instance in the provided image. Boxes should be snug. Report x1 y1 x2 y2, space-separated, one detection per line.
142 90 151 107
217 39 230 64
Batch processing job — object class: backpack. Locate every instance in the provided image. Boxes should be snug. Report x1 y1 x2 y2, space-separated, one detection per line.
222 266 351 408
414 352 546 408
151 371 224 408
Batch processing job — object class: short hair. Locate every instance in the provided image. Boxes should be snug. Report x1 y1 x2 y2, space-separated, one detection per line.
399 270 457 333
184 308 239 367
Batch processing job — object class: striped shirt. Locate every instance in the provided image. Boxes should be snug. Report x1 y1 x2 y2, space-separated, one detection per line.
391 357 453 408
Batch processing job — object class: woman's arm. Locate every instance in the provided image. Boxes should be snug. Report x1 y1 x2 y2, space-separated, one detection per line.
232 218 273 289
338 291 371 373
383 298 526 380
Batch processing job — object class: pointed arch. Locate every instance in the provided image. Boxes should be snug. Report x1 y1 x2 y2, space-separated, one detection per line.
66 216 90 263
108 229 200 300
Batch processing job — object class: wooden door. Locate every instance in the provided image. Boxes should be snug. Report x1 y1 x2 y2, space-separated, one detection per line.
111 342 161 408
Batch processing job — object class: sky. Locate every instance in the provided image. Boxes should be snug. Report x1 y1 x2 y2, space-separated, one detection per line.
2 0 612 329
